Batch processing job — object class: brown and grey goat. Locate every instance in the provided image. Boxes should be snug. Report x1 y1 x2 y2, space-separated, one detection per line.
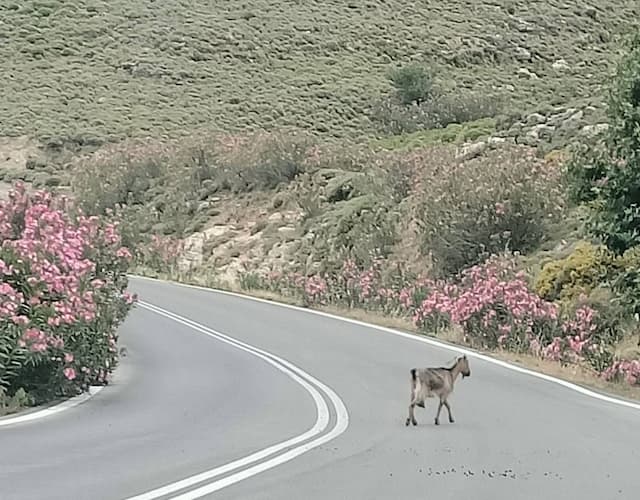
405 355 471 427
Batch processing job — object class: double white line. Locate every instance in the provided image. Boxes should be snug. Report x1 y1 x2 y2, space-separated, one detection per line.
124 301 349 500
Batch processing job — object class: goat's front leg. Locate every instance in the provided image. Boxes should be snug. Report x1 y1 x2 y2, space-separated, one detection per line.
444 400 454 423
434 399 444 425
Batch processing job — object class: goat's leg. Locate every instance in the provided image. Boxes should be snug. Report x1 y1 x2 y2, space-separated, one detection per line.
444 400 455 423
406 387 419 426
434 399 444 425
406 382 420 426
406 401 418 426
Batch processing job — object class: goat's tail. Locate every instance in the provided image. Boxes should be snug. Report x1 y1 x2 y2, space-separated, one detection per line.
410 368 417 382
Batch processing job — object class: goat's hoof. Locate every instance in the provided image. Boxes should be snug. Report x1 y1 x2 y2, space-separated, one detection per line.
434 419 440 426
405 418 410 426
412 419 417 426
449 418 455 424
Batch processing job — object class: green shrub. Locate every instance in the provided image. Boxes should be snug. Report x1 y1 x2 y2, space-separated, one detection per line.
374 118 496 150
0 387 31 416
388 64 435 105
416 145 565 276
612 245 640 317
566 33 640 253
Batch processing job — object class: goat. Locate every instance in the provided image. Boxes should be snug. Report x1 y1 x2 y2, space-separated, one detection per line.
405 355 471 427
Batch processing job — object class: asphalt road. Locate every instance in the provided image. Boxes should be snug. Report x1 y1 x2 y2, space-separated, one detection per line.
1 276 639 500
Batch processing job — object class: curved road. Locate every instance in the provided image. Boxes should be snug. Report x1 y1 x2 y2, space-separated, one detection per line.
1 276 639 499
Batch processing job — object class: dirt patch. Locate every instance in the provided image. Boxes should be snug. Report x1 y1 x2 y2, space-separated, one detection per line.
0 136 40 172
0 136 42 199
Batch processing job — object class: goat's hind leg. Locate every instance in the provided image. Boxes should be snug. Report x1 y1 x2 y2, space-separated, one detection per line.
405 378 420 426
406 390 420 426
405 401 418 427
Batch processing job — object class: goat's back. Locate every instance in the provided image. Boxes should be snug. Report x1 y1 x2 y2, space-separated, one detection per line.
414 367 450 393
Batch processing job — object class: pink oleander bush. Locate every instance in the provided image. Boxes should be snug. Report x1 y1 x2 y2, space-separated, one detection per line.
239 253 638 386
602 359 640 385
411 256 620 372
0 183 136 404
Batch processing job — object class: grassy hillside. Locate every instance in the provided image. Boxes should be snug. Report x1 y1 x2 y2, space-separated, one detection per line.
1 0 638 145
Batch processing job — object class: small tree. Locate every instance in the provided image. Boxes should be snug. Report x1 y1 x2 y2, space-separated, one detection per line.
388 64 435 106
566 32 640 253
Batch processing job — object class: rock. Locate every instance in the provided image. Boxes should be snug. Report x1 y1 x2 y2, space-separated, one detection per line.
552 59 570 71
561 110 584 130
178 233 206 272
534 123 556 140
520 123 555 146
197 201 209 212
526 113 547 125
517 67 539 80
268 212 284 223
456 141 487 161
507 121 524 135
516 18 535 33
581 123 609 137
547 108 578 127
487 137 507 148
514 47 531 62
524 123 555 146
277 226 298 239
204 225 234 238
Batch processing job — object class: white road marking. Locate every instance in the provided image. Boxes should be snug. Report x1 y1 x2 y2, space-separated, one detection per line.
131 274 640 412
123 301 349 500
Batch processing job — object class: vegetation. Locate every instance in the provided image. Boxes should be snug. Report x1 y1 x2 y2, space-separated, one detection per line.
0 184 135 414
1 0 637 145
2 0 640 407
415 145 565 275
566 33 640 253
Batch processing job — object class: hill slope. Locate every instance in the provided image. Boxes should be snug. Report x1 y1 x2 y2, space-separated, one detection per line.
1 0 638 145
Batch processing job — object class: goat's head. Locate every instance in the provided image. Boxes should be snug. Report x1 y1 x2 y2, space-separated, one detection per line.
458 355 471 378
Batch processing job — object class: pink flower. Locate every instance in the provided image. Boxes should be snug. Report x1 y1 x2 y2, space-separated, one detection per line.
116 246 133 260
64 353 74 363
30 342 48 353
63 367 76 381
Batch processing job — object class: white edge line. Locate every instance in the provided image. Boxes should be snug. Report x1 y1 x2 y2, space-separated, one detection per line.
129 273 640 412
0 386 104 428
123 301 348 500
